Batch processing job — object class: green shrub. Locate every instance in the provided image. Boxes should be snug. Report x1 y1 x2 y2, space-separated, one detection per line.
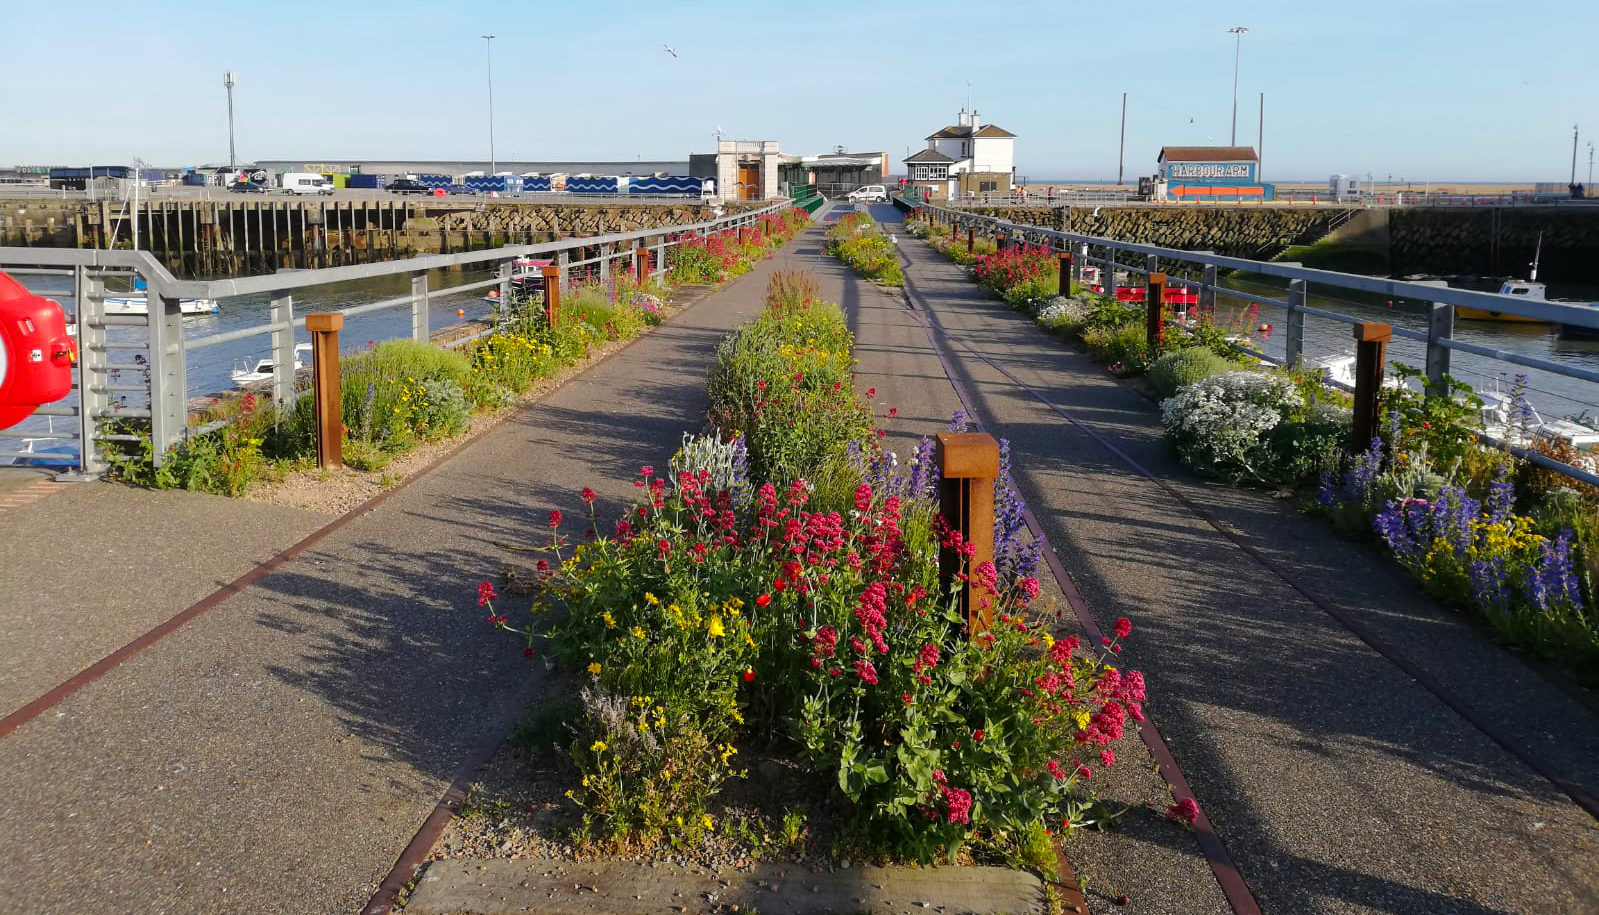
828 213 905 287
1149 347 1236 397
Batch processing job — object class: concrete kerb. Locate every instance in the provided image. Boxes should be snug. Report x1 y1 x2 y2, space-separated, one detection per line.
403 858 1044 915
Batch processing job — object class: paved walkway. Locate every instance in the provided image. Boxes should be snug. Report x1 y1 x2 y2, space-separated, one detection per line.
0 224 828 914
3 205 1596 915
847 203 1599 914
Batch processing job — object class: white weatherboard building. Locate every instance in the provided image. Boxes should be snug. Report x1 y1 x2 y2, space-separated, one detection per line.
903 108 1017 200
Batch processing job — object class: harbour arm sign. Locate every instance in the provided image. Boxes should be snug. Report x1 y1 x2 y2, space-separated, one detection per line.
1168 163 1253 179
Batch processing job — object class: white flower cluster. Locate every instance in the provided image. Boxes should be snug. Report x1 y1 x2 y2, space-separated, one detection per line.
1160 371 1303 477
1034 295 1095 329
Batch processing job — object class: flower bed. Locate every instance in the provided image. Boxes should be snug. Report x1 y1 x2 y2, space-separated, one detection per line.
106 209 813 496
826 213 905 287
902 214 1598 683
482 270 1145 865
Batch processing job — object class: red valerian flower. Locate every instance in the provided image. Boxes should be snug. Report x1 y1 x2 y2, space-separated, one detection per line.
1047 759 1066 780
1114 617 1132 639
853 659 879 684
477 581 498 606
581 487 596 504
548 509 563 527
1100 748 1116 767
756 592 772 607
1165 797 1200 826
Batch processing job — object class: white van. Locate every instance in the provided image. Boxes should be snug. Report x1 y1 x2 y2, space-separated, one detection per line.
847 185 887 203
281 173 335 195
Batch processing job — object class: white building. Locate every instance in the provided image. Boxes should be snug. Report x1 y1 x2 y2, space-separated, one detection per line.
903 108 1017 200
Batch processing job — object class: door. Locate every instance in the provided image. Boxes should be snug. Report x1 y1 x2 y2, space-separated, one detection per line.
738 163 760 200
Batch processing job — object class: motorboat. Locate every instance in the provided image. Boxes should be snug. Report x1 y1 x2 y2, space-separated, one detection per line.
484 257 552 302
231 342 312 386
1455 235 1597 327
1080 266 1200 306
1479 387 1599 453
1313 353 1403 391
103 294 221 316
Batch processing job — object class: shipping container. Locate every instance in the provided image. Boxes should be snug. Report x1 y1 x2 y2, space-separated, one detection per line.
463 175 525 194
417 174 454 189
345 174 384 189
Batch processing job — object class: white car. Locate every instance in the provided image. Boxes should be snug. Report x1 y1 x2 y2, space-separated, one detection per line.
847 185 887 203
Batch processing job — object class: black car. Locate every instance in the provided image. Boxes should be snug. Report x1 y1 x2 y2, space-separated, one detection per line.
228 181 268 193
387 178 433 195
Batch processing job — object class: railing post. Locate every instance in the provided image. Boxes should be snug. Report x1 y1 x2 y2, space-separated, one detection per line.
557 248 570 291
269 289 295 409
1425 302 1454 398
1105 246 1119 298
541 264 561 327
306 311 343 470
1057 251 1073 297
1074 243 1088 288
1145 272 1168 350
1200 264 1218 315
1146 253 1160 277
995 231 1006 253
936 432 999 636
146 286 186 465
634 245 648 285
74 268 108 477
1284 279 1306 369
967 226 975 254
1350 322 1392 452
598 242 611 287
409 270 428 343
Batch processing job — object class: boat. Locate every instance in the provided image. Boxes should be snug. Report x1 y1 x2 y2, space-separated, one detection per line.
103 294 221 316
231 342 311 386
1314 353 1403 391
1455 234 1596 324
1479 386 1599 453
5 437 80 469
1080 266 1200 306
483 257 552 302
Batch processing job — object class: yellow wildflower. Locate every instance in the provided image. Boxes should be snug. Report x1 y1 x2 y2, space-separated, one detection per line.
707 616 726 638
632 626 647 639
603 611 617 629
587 662 602 675
591 740 607 752
701 814 714 831
645 592 659 605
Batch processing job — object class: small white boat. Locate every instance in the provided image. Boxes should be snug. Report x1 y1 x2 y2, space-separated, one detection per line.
104 294 221 316
231 343 312 386
1479 388 1599 452
1315 354 1403 391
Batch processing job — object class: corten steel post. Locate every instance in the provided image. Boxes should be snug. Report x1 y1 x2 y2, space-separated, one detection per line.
1350 322 1392 452
936 432 999 636
1058 251 1074 296
996 231 1006 253
967 226 975 254
306 312 344 469
635 246 648 285
540 264 561 328
1145 272 1168 349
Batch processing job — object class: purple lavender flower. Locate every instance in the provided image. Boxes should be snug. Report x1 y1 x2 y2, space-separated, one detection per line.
1486 461 1515 524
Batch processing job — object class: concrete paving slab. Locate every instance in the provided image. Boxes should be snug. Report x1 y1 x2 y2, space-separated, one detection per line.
404 858 1043 915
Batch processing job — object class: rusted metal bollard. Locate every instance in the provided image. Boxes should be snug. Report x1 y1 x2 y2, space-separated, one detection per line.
306 312 343 470
967 227 975 254
995 231 1006 254
540 264 561 327
635 246 649 284
936 432 999 636
1350 322 1392 451
1057 251 1074 296
1144 272 1168 349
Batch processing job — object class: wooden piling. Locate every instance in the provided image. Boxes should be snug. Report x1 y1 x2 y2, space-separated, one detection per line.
936 432 999 636
306 312 344 469
1350 322 1392 452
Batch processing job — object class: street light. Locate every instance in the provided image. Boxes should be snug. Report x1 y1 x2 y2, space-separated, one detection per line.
223 71 237 168
482 35 497 175
1227 26 1248 146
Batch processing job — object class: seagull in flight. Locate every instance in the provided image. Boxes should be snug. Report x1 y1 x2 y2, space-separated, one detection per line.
663 44 678 57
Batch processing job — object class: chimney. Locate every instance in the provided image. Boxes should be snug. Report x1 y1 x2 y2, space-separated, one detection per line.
957 108 971 128
972 109 981 131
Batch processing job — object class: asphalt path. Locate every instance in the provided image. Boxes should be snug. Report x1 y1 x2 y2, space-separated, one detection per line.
0 222 826 914
856 202 1599 914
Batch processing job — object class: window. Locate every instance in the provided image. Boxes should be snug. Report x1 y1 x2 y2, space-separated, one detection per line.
913 165 948 180
979 180 997 192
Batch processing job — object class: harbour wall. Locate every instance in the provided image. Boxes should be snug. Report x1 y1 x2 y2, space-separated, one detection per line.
958 205 1599 282
0 198 760 278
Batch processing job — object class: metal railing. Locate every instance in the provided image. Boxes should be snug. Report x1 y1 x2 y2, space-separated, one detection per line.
1 200 795 476
900 195 1599 488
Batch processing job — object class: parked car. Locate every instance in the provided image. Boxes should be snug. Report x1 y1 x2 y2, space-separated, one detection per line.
847 185 888 203
386 178 432 195
228 182 267 194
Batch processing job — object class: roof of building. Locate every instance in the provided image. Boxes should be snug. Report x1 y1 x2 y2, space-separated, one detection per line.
925 124 1017 140
1157 146 1258 162
903 148 956 164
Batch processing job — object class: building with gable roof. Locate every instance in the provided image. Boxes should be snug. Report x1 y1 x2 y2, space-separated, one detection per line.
902 109 1016 201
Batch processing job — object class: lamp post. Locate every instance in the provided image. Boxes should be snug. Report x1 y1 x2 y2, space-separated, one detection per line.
223 71 237 168
1227 26 1248 146
482 34 497 175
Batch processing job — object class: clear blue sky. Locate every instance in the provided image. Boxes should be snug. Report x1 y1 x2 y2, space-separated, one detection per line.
5 0 1592 182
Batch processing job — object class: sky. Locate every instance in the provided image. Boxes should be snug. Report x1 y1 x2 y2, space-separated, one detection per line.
4 0 1594 183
